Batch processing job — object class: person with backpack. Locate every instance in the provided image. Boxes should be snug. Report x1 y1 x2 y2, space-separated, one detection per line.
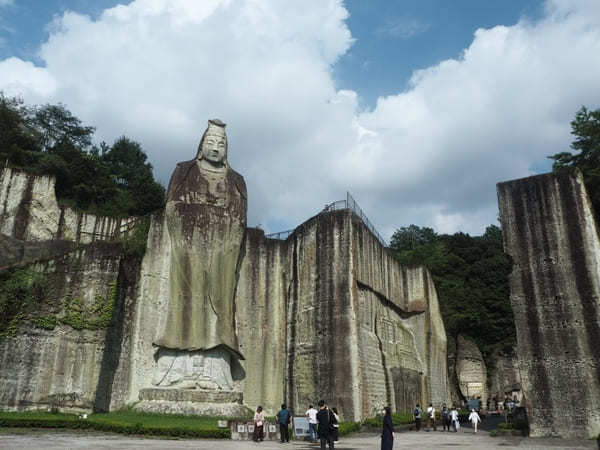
316 400 334 449
413 403 423 431
331 407 340 443
426 403 436 431
441 404 451 431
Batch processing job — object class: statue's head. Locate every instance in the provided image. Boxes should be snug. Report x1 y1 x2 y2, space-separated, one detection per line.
196 119 228 169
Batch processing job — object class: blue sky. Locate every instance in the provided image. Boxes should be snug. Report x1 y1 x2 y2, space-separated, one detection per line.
0 0 599 237
335 0 545 108
2 0 545 109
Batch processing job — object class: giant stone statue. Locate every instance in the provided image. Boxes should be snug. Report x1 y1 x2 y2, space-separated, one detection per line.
152 119 247 391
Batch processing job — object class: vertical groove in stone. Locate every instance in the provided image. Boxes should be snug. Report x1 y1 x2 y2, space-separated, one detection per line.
13 176 33 240
498 169 600 438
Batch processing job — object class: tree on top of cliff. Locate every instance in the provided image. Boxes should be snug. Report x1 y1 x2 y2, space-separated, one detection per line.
390 224 514 366
0 93 164 217
549 106 600 213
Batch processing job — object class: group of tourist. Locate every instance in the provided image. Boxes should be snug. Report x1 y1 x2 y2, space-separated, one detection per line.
413 403 481 433
252 399 483 446
305 400 340 449
252 404 293 443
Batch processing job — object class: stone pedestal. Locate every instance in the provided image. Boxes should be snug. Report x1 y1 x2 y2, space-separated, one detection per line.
134 388 250 416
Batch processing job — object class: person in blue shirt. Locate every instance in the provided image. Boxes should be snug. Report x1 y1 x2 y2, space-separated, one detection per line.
277 404 291 443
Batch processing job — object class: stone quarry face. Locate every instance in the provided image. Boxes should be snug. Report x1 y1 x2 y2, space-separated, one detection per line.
0 120 450 421
455 335 487 405
497 169 600 439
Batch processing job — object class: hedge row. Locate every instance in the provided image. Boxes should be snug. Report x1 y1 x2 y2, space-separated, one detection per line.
0 416 230 439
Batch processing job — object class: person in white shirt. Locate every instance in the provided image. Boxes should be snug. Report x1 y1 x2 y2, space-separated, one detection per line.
450 405 460 432
468 408 481 433
305 405 318 442
426 403 436 431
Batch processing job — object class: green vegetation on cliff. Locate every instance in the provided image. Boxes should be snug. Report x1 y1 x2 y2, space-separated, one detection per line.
0 266 46 339
0 264 118 338
0 94 165 217
390 224 515 365
549 105 600 214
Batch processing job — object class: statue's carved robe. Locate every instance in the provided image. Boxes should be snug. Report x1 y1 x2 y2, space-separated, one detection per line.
154 159 247 359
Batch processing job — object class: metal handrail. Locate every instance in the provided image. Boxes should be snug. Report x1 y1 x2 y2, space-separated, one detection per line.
266 192 387 247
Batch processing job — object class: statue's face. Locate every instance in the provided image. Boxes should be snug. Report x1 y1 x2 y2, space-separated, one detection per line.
201 130 226 165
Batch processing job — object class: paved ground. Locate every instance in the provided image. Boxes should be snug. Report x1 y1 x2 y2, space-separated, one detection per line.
0 429 597 450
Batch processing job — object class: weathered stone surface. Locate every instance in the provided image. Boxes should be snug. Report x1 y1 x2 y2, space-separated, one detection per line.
497 169 600 438
1 122 450 420
131 207 449 420
234 228 288 415
139 387 242 403
0 242 123 412
155 161 246 355
232 210 448 419
0 167 137 244
455 335 487 405
135 400 250 416
487 351 522 408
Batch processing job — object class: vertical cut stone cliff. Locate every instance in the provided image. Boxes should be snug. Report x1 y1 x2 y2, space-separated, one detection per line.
1 161 449 421
0 167 140 412
497 169 600 438
454 335 487 406
232 210 448 420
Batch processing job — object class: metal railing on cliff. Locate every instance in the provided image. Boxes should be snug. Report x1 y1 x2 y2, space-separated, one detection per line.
266 191 387 247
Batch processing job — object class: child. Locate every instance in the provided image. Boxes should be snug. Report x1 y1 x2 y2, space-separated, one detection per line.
468 408 481 434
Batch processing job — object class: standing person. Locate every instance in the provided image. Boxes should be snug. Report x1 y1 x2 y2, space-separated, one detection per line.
331 407 340 443
381 406 394 450
441 404 450 431
277 403 291 443
468 408 481 433
413 403 423 431
426 403 436 431
253 406 265 442
316 400 334 450
450 405 460 432
306 404 318 442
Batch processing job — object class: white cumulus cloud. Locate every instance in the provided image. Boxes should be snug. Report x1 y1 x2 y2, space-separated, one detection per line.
0 0 599 239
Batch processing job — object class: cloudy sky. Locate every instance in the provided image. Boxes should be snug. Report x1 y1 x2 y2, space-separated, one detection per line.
1 0 599 240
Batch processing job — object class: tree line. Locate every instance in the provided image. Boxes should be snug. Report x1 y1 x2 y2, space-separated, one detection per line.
389 224 514 366
0 94 165 217
389 105 600 368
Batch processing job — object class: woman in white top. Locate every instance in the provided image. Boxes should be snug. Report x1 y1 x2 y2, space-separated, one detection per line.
253 406 265 442
450 406 460 432
468 408 481 434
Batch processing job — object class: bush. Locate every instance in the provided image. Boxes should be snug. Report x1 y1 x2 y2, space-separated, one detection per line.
338 421 361 436
362 412 414 429
0 410 230 439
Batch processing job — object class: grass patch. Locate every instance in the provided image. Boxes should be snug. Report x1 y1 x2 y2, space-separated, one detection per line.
0 410 230 439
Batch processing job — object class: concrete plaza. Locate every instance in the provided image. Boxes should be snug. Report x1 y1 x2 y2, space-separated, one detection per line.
0 429 596 450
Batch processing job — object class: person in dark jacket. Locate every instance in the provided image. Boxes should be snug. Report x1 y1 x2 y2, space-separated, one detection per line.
316 400 334 449
381 406 394 450
276 404 291 443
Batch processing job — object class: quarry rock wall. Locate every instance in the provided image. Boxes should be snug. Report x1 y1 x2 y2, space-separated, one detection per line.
497 169 600 438
455 335 487 405
0 242 124 411
1 167 449 421
488 351 521 407
0 167 137 244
